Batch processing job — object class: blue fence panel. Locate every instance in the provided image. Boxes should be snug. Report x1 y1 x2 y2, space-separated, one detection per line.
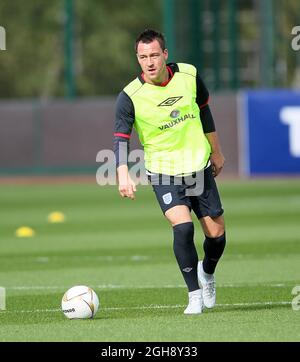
244 90 300 175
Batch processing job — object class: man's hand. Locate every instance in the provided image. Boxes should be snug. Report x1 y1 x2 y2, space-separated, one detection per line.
205 132 225 177
119 175 136 199
210 151 225 177
117 165 136 200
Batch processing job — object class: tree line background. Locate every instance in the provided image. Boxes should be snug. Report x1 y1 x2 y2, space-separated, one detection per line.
0 0 299 99
0 0 161 98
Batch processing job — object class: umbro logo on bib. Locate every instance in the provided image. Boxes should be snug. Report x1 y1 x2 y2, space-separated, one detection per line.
158 96 183 107
162 192 172 205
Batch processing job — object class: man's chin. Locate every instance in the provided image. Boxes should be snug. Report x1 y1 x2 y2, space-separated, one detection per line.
148 73 157 79
148 74 161 82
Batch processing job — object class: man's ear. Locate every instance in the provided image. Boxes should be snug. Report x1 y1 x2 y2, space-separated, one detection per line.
163 49 168 61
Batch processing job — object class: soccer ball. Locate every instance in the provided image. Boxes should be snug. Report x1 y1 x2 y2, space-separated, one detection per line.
61 285 99 319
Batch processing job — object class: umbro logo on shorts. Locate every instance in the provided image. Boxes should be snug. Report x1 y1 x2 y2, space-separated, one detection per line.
162 192 172 205
158 96 183 107
182 267 193 273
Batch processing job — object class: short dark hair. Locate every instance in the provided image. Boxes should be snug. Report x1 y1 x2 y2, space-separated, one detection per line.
135 29 166 53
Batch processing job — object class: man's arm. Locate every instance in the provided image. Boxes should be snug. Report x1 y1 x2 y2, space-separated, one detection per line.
205 131 225 177
114 91 136 199
196 72 225 176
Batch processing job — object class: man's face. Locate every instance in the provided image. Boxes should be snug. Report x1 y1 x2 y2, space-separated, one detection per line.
136 39 168 84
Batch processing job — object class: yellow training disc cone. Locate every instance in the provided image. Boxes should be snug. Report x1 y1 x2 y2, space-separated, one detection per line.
47 211 65 223
15 226 35 238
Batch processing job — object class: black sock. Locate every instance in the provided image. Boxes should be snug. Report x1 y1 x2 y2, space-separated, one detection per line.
203 233 226 274
173 222 199 292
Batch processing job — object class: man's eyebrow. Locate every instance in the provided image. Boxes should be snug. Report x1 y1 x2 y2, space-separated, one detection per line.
138 52 160 57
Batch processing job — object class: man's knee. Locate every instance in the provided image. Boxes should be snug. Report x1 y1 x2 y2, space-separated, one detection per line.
205 226 225 238
201 215 225 238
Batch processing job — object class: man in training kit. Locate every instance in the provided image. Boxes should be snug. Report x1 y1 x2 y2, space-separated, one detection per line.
114 29 226 314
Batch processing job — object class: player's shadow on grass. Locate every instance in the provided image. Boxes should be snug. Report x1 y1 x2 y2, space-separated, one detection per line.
95 302 292 320
95 307 183 320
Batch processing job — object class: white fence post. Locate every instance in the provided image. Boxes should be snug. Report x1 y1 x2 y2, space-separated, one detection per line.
0 287 6 310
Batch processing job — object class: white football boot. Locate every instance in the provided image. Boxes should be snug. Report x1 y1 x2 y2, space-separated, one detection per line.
184 289 203 315
197 261 216 309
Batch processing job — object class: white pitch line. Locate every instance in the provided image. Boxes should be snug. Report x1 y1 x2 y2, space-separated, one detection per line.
33 255 151 263
7 283 293 291
102 301 292 311
0 301 292 314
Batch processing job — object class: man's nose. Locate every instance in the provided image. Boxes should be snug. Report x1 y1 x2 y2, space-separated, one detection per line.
146 57 153 66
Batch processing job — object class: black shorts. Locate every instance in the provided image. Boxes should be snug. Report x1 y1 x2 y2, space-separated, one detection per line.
148 166 224 219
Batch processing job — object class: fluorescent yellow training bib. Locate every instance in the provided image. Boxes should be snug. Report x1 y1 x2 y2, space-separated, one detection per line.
123 63 211 175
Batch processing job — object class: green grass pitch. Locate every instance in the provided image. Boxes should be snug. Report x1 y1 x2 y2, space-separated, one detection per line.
0 178 300 341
